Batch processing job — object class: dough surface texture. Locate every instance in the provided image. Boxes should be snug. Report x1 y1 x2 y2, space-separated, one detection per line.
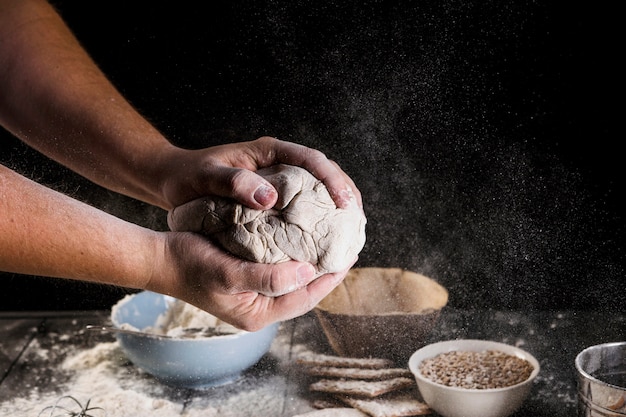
167 164 366 275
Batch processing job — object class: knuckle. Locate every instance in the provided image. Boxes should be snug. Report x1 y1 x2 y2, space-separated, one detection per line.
307 148 327 162
251 136 278 164
294 145 326 166
256 135 278 145
260 267 287 296
227 168 250 195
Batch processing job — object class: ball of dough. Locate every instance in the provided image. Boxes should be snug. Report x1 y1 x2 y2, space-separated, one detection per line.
167 164 366 275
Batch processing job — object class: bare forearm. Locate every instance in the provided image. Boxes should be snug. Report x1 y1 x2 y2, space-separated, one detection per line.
0 164 161 288
0 0 175 208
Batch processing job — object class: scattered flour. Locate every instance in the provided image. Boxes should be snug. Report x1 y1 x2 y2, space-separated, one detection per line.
0 342 185 416
0 338 288 417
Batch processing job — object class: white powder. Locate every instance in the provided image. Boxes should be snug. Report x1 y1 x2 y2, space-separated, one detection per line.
0 336 295 417
149 299 240 337
113 296 241 338
0 342 185 416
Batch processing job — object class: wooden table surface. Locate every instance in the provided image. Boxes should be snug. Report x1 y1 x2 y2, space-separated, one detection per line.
1 308 623 416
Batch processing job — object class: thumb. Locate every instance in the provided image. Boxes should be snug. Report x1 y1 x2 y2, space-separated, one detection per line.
211 167 278 210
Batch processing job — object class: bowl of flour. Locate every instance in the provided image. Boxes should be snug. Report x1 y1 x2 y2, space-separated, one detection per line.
111 291 279 389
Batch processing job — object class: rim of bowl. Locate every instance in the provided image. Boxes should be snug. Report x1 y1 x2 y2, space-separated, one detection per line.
408 339 541 393
575 341 626 390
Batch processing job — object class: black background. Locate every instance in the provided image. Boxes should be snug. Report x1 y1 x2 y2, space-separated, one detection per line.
1 0 623 312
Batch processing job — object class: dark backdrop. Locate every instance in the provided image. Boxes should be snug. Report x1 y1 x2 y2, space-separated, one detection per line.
1 0 623 312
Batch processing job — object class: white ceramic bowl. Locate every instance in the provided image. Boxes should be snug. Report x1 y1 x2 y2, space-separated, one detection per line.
111 291 279 389
408 339 540 417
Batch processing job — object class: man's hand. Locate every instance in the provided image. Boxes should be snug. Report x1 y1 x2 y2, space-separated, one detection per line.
150 231 357 331
157 136 363 211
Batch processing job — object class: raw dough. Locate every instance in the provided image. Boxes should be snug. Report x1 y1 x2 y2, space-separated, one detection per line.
167 164 366 276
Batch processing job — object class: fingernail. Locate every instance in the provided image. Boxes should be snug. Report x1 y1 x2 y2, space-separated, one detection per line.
254 183 276 206
296 264 316 286
337 187 356 209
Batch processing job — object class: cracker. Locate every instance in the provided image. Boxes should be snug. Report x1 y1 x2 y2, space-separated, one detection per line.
305 366 412 380
311 397 345 409
309 377 415 398
293 408 369 417
297 353 394 369
339 394 432 417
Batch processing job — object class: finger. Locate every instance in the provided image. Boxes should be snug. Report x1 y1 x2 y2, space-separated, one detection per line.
329 160 363 210
238 261 317 297
252 137 363 209
262 264 353 324
200 258 355 331
203 165 279 210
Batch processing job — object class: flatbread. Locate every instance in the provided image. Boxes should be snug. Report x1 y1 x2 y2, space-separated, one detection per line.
292 408 368 417
297 353 394 369
309 377 415 398
304 366 412 380
311 398 346 409
299 352 429 416
339 394 432 417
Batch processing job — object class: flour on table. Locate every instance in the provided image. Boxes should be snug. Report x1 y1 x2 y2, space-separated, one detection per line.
0 342 189 417
0 339 283 417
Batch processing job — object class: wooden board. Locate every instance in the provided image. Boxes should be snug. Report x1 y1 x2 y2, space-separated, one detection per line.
0 309 622 416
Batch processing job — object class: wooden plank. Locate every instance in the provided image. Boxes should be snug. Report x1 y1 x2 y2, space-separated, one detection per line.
0 312 306 416
0 309 623 417
0 312 114 417
281 313 335 417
